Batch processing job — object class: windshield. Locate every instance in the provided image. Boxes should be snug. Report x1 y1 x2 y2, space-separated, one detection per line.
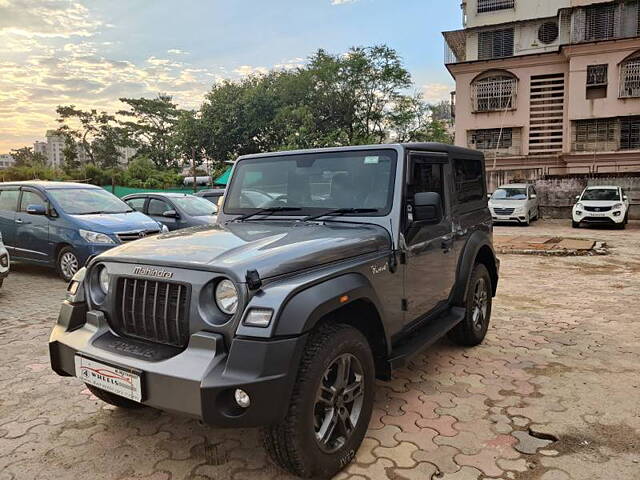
224 150 397 216
581 189 620 201
172 196 218 216
491 188 527 200
49 188 132 215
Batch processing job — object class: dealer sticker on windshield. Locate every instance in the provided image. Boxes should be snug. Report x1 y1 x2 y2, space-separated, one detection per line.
75 355 142 402
364 156 379 164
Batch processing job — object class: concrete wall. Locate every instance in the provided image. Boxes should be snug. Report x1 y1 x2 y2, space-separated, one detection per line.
533 176 640 219
465 0 569 29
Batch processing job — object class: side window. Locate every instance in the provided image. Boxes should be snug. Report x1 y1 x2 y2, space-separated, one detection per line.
125 197 146 212
408 161 445 219
19 191 46 212
530 186 537 198
0 189 20 212
147 199 171 216
453 158 484 204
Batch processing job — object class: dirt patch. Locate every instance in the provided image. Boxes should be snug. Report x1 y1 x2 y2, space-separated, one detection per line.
525 363 575 376
554 423 640 461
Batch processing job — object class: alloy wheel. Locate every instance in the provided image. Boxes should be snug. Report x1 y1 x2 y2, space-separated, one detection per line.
472 277 488 330
60 252 79 280
313 353 365 453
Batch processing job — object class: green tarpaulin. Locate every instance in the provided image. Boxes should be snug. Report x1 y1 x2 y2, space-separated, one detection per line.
215 167 232 185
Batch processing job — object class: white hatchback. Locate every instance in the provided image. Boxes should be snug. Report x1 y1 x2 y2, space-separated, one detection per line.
572 186 630 229
489 184 540 226
0 231 9 289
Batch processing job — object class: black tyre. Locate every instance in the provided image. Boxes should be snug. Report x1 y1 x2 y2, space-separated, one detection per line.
263 324 375 478
85 384 145 409
616 221 626 230
56 246 80 282
449 263 493 347
572 221 580 228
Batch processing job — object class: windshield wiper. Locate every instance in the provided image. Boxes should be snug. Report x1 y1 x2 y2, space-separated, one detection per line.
301 208 379 222
235 207 302 222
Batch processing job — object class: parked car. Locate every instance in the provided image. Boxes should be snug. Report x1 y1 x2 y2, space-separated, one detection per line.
123 193 218 231
49 143 499 479
0 231 9 289
195 188 226 207
488 183 539 226
572 185 630 229
0 182 167 281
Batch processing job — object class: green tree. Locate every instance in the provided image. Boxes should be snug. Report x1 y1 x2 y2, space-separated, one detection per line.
118 94 182 168
10 147 47 168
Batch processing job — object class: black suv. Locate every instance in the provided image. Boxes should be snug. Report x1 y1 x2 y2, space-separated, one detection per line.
50 143 499 479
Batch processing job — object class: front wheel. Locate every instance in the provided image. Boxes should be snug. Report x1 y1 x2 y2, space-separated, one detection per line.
572 221 580 228
263 324 375 478
449 263 493 347
56 246 80 282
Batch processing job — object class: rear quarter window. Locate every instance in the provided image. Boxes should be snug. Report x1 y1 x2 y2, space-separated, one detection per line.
453 158 485 204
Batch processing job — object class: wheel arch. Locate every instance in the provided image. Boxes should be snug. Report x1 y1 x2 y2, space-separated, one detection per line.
274 273 391 379
452 232 499 306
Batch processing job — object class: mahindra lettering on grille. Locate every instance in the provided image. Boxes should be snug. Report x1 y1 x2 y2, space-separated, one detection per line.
112 277 190 348
133 266 173 279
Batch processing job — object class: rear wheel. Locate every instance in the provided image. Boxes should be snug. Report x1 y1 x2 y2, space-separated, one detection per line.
449 264 492 347
263 324 375 478
85 384 145 409
56 246 80 282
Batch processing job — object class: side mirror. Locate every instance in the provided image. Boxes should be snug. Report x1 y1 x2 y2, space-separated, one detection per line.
26 204 47 215
575 195 580 200
530 194 537 199
623 195 628 201
163 209 179 218
487 193 492 199
413 192 443 224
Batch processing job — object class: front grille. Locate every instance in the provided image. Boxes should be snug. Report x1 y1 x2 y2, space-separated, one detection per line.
112 277 190 347
493 207 515 215
584 206 612 212
117 229 161 243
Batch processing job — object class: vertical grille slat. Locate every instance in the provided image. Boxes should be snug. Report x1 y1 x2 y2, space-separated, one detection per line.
113 277 190 348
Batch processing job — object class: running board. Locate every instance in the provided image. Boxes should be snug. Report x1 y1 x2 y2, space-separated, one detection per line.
388 306 466 370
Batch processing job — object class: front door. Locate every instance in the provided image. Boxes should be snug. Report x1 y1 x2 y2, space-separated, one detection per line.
147 198 179 230
14 188 51 262
403 155 458 323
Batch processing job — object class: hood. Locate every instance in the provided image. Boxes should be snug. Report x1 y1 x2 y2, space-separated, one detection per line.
577 200 621 207
97 221 391 280
70 211 161 233
191 215 219 225
489 199 527 208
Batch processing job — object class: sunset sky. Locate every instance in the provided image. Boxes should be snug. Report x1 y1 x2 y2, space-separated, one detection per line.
0 0 460 153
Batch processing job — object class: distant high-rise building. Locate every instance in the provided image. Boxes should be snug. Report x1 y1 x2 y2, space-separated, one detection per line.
0 154 14 170
34 131 135 167
444 0 640 181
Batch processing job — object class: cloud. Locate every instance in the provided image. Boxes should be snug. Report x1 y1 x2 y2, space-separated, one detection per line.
421 83 454 104
167 49 189 55
233 65 269 76
331 0 359 4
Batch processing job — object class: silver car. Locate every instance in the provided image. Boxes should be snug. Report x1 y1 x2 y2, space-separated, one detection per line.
489 183 540 226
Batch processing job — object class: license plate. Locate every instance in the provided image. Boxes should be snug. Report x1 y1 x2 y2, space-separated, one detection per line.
75 355 143 402
590 212 606 217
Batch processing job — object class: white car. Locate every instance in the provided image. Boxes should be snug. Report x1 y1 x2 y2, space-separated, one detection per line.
572 186 630 229
0 231 9 289
489 183 540 226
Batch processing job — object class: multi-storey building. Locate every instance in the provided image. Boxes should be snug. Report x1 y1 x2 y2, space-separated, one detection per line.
444 0 640 183
34 131 135 167
0 154 15 170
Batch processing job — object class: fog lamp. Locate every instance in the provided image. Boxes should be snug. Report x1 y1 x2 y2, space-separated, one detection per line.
234 389 251 408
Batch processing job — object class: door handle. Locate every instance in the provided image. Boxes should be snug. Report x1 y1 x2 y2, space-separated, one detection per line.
15 218 23 224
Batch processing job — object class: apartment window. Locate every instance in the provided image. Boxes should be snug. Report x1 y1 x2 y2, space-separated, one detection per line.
620 53 640 98
477 0 514 14
469 128 513 150
585 3 616 41
472 71 517 112
620 116 640 150
573 118 618 152
478 28 514 60
586 64 608 99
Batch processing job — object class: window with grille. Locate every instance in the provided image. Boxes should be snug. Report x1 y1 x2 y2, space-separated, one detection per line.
620 55 640 98
469 128 513 150
584 3 616 41
478 28 515 60
573 118 618 152
477 0 514 14
620 116 640 150
472 73 517 112
587 65 608 86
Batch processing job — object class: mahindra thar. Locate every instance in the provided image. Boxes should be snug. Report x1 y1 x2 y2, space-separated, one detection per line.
50 143 499 478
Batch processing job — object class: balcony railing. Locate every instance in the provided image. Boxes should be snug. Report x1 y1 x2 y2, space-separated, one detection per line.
443 29 466 64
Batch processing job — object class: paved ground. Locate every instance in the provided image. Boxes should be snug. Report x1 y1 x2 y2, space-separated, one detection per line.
1 220 639 480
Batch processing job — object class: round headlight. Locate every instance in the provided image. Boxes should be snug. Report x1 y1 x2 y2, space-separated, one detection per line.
98 266 110 294
215 279 238 315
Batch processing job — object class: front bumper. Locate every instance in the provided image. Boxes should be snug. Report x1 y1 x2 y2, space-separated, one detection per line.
0 249 9 278
572 210 624 224
491 215 528 224
49 302 306 427
75 244 118 266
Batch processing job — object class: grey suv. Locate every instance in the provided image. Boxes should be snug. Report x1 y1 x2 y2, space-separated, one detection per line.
50 143 499 479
